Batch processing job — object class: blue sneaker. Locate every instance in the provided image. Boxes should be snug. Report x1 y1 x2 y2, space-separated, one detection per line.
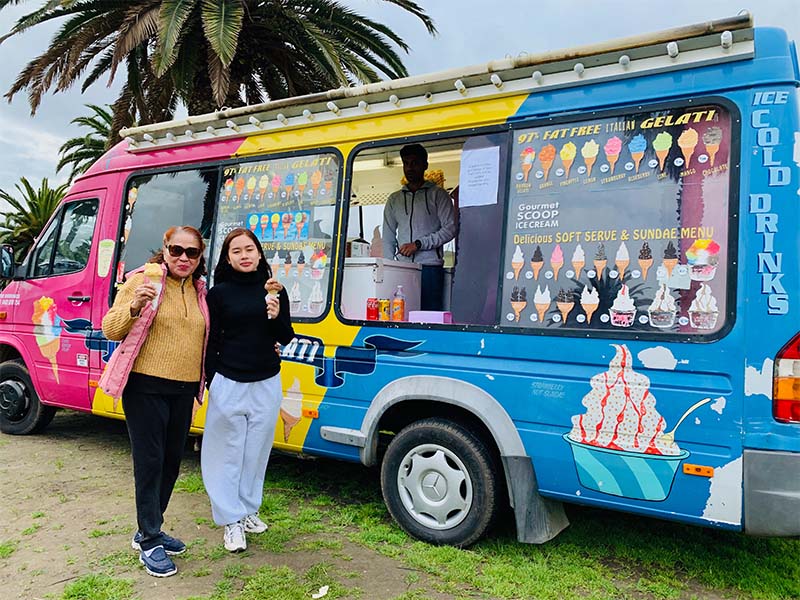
132 531 186 555
139 545 177 577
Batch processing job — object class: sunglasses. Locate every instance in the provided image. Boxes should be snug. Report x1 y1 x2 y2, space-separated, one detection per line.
167 244 202 259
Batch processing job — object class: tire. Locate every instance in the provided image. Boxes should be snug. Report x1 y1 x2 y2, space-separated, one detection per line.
380 417 500 547
0 359 56 435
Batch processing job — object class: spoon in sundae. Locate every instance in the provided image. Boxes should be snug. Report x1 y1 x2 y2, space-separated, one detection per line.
658 397 713 446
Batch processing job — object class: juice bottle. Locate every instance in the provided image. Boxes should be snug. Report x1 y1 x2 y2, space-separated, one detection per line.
391 285 406 321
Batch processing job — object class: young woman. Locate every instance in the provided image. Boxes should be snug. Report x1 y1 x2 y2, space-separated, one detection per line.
101 226 209 578
202 227 295 552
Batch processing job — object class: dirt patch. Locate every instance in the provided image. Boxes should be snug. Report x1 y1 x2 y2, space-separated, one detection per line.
0 411 457 600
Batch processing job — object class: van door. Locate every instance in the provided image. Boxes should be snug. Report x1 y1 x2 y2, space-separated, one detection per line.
16 194 101 410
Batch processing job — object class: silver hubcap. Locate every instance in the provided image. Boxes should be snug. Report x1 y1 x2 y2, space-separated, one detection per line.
396 443 473 530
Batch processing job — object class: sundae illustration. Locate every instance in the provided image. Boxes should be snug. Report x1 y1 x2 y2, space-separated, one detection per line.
689 283 719 330
628 134 647 173
32 296 61 382
571 244 585 278
550 243 564 280
297 171 308 195
310 249 328 279
280 378 303 442
593 243 607 280
510 286 527 322
685 239 720 281
311 170 322 195
556 289 574 323
309 281 324 313
581 139 599 177
615 241 629 280
702 126 723 166
289 282 302 313
580 285 599 324
662 241 678 277
653 132 673 171
539 144 556 180
609 284 636 327
604 136 622 174
677 127 698 167
638 242 653 279
530 245 544 280
296 251 306 277
144 263 163 310
520 147 536 182
533 285 551 322
648 284 677 328
564 345 704 501
560 142 577 178
511 245 524 280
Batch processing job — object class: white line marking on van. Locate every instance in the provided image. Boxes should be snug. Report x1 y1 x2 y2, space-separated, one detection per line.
486 374 495 381
744 358 773 398
637 346 678 370
702 457 742 525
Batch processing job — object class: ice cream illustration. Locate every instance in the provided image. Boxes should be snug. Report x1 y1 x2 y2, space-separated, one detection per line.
648 284 677 328
580 285 599 324
615 242 629 280
662 241 678 277
653 132 673 172
284 172 295 197
550 243 564 280
510 286 527 322
310 249 328 279
581 139 599 177
511 245 524 280
686 238 720 281
309 281 324 313
223 179 233 203
258 174 269 199
295 212 306 238
638 242 653 279
593 243 607 280
271 173 281 196
234 176 245 203
564 345 691 500
284 252 292 277
609 284 636 327
604 136 622 174
533 285 551 322
32 296 61 382
520 147 536 182
560 142 577 178
530 245 544 280
259 214 269 238
571 243 585 278
323 171 334 195
282 213 293 239
296 251 306 277
677 127 698 167
556 288 574 323
271 213 280 237
124 187 139 243
289 281 302 313
270 251 281 272
143 263 163 310
539 144 556 181
628 134 647 173
280 378 303 442
297 171 308 194
246 176 257 203
702 126 723 167
311 170 322 196
689 283 719 330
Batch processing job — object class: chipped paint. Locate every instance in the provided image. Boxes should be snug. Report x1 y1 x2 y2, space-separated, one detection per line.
637 346 678 370
702 457 742 525
744 358 773 398
710 396 726 414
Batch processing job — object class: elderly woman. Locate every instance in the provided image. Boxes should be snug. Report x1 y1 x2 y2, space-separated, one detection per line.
101 225 209 578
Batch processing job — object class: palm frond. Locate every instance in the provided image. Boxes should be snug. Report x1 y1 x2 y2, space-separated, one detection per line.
200 0 243 67
153 0 198 76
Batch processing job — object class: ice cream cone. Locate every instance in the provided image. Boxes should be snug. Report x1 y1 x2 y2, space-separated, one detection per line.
510 300 527 322
296 222 305 238
562 158 574 178
582 302 598 324
593 259 607 280
271 223 278 237
280 408 301 442
521 163 533 182
663 258 678 277
312 183 320 196
638 257 653 280
656 149 669 171
706 144 719 167
631 151 644 173
531 260 544 280
512 260 524 280
284 262 291 277
40 338 60 383
283 223 291 238
557 301 573 322
540 159 553 181
271 184 279 196
584 156 596 178
535 302 549 322
297 263 305 277
551 260 563 280
284 185 293 197
607 153 619 174
616 259 629 280
572 260 584 278
680 145 695 166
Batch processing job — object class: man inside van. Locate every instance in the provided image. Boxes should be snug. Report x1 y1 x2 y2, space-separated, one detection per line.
382 143 456 311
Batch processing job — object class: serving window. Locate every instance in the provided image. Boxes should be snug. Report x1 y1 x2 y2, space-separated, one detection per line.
502 103 733 335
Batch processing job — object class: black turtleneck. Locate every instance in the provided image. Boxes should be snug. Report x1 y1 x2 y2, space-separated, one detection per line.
205 270 295 383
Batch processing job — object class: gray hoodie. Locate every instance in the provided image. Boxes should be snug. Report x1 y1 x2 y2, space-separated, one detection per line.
382 181 456 266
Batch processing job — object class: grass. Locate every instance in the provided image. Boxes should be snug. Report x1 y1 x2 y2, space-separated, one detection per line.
60 574 134 600
0 540 16 559
175 470 206 493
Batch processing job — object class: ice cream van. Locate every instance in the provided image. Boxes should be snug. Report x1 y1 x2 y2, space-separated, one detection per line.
1 13 798 546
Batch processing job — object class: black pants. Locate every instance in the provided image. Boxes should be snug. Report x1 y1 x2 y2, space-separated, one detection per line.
122 373 197 551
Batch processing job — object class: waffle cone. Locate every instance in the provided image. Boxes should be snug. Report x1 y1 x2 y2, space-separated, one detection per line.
593 259 607 280
616 259 629 280
551 260 563 280
572 260 584 278
631 151 644 173
638 258 653 279
510 300 527 322
556 301 573 322
582 302 598 324
584 156 596 177
280 408 301 442
663 258 678 277
656 149 669 171
535 302 549 322
706 144 719 167
531 260 544 280
607 153 619 174
512 261 524 280
283 223 291 237
297 264 305 276
541 159 553 181
562 158 574 178
284 263 291 277
521 163 533 182
680 144 696 167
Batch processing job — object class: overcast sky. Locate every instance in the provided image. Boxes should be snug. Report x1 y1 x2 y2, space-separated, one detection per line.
0 1 797 215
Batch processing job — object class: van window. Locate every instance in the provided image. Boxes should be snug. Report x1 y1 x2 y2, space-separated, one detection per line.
121 168 218 274
30 199 98 277
503 103 733 335
212 152 340 318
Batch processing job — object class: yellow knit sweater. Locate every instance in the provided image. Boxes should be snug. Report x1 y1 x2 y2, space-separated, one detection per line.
102 272 205 382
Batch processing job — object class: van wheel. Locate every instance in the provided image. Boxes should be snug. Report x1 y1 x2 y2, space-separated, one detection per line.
380 418 499 547
0 359 56 435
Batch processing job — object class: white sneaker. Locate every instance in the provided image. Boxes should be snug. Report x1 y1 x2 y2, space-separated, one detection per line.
243 513 268 533
223 521 246 552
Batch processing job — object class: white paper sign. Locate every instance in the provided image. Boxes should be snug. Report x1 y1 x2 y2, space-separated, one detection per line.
459 146 500 208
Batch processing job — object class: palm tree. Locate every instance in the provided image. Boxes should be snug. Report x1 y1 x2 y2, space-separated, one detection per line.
1 1 437 140
57 104 113 184
0 177 68 260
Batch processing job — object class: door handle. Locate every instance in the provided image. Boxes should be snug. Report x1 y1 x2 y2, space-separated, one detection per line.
67 295 91 302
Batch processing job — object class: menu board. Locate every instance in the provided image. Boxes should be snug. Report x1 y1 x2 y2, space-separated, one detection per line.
214 153 339 318
502 105 731 334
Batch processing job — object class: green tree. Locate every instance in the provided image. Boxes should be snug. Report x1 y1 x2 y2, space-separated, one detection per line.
0 177 67 260
57 104 113 184
2 1 436 140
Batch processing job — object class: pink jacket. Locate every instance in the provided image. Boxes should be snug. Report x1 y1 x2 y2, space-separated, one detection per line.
99 264 210 401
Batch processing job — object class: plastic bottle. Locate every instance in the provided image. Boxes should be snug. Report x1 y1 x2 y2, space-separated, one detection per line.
391 285 406 321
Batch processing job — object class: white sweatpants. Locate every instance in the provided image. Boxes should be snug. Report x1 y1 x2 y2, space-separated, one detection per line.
201 373 281 526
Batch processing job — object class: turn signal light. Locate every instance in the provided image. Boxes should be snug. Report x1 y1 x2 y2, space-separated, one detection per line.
773 333 800 423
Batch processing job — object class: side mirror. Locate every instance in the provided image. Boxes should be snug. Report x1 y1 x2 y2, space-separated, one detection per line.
0 245 15 279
